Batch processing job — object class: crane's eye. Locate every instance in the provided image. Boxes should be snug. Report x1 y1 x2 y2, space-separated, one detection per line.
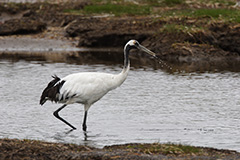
134 41 139 47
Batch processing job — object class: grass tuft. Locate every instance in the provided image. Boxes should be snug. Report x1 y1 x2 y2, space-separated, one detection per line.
192 8 239 18
83 3 151 16
162 8 240 23
63 0 240 23
126 143 201 155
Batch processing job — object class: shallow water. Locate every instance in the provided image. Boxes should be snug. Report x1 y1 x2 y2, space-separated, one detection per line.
0 59 240 152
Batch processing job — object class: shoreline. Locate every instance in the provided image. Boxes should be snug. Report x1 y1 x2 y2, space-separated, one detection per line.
1 138 240 160
0 26 240 72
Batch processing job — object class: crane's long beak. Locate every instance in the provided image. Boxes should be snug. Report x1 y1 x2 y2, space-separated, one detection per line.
138 44 156 57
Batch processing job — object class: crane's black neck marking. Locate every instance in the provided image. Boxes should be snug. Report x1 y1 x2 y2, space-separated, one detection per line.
124 45 137 68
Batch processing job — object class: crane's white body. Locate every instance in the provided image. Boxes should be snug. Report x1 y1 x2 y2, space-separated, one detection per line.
58 64 130 111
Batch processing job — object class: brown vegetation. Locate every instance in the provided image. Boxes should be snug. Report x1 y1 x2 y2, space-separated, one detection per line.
1 139 240 160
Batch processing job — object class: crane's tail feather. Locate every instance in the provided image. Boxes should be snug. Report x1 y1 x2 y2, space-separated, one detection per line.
40 75 65 105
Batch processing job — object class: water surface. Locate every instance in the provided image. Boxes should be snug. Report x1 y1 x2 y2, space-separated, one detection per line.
0 59 240 152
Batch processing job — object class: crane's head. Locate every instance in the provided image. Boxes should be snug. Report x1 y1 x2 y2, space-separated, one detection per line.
124 40 156 57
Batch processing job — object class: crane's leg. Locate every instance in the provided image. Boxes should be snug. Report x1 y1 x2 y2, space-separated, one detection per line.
53 104 77 130
82 111 88 132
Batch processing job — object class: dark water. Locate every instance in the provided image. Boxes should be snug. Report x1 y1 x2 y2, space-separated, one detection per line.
0 58 240 152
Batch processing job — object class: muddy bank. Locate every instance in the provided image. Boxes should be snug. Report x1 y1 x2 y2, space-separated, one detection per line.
1 138 240 160
0 1 240 65
65 17 240 62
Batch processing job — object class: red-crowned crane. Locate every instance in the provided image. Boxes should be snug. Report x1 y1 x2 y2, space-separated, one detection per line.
40 40 156 132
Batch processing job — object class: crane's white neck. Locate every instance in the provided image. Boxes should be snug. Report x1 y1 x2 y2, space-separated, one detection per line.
112 41 132 88
113 61 130 89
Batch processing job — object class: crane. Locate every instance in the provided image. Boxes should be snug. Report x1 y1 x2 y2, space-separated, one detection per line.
40 40 156 132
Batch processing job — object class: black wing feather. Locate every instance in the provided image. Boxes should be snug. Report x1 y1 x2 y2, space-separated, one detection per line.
40 75 65 105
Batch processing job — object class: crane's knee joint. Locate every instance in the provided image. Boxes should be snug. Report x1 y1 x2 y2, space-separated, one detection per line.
53 111 59 118
82 124 87 132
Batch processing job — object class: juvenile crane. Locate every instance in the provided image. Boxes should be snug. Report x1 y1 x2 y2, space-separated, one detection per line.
40 40 156 131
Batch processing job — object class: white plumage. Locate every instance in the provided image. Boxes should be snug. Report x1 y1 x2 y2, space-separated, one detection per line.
40 40 156 131
59 68 129 106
